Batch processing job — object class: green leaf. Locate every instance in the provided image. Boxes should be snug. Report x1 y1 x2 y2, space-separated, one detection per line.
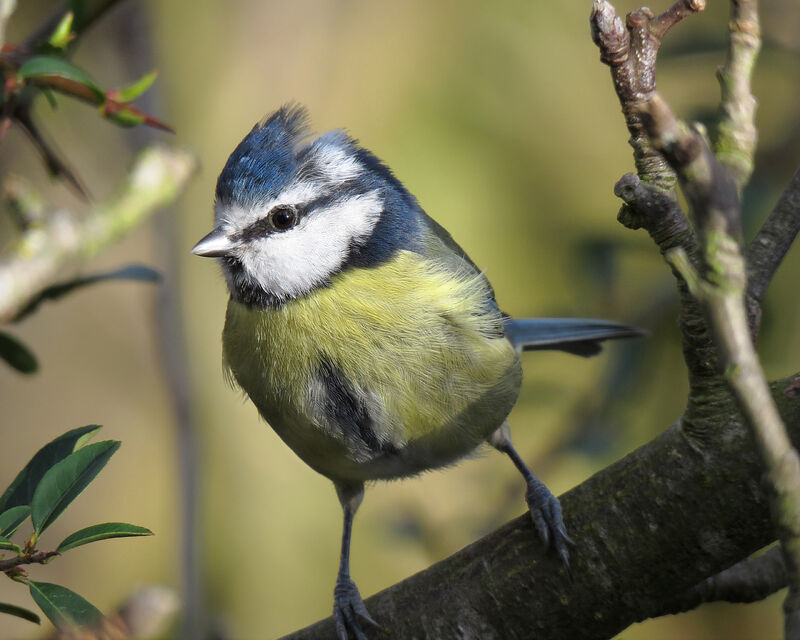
28 582 102 630
0 535 22 553
0 601 41 625
100 102 174 132
72 428 100 451
57 522 152 552
17 56 104 101
47 12 74 49
0 506 31 536
0 331 38 374
0 425 102 513
13 264 162 322
104 106 145 128
42 87 59 109
114 70 157 102
31 441 120 535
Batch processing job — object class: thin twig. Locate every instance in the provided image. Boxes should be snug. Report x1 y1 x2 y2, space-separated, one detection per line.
652 547 787 617
612 173 724 439
14 107 87 198
0 146 196 323
0 550 58 572
596 0 730 431
20 0 126 53
590 0 705 190
614 172 696 256
0 0 15 49
640 90 800 640
746 165 800 304
714 0 761 189
650 0 706 37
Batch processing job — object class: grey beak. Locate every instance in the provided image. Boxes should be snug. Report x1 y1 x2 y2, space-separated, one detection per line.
191 227 236 257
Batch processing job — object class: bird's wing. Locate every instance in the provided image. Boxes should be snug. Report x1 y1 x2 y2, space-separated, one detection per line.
416 213 643 355
417 211 502 319
503 318 645 357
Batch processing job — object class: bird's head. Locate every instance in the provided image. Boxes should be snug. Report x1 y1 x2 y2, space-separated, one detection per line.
192 105 421 307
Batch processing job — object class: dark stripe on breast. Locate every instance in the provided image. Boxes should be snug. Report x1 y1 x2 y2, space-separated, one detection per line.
317 358 394 454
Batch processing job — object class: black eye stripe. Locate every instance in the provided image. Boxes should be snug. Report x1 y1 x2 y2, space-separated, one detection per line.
236 205 301 241
233 182 368 242
236 217 273 242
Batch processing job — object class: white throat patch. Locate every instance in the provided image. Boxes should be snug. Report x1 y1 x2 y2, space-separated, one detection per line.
220 189 383 302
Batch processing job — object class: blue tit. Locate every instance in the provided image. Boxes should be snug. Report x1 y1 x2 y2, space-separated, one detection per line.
192 105 642 639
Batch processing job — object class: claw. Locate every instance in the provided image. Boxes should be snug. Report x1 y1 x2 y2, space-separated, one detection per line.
333 576 378 639
490 428 574 570
525 477 572 567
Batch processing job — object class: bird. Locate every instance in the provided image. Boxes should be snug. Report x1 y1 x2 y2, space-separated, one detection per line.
192 104 642 639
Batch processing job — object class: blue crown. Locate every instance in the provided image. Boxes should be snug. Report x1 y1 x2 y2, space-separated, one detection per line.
215 104 310 208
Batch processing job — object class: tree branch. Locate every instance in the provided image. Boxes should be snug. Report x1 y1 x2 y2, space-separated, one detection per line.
654 547 787 617
746 165 800 304
14 106 87 198
0 550 58 572
614 172 694 255
0 146 196 323
592 0 735 438
640 85 800 640
713 0 761 189
611 172 726 428
285 376 800 640
590 0 704 190
0 0 15 49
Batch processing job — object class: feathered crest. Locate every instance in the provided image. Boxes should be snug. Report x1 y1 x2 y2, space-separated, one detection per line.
215 103 312 207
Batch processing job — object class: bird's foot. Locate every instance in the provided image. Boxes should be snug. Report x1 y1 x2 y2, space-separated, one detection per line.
333 575 378 640
525 477 574 569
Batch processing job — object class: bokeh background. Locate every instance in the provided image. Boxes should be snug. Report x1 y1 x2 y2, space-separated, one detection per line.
1 0 799 638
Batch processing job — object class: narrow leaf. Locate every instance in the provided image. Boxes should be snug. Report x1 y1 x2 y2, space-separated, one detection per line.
31 441 120 535
57 522 152 552
104 106 145 128
0 601 40 625
42 87 59 109
101 101 174 133
73 428 101 451
0 425 102 513
114 70 157 102
13 264 161 321
0 535 22 553
28 582 102 630
47 12 74 49
0 331 37 374
18 57 104 101
0 505 31 536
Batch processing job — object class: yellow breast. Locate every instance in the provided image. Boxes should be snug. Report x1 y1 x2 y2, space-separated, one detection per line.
222 249 520 481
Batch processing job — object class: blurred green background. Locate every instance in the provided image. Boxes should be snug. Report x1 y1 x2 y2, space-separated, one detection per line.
1 0 799 638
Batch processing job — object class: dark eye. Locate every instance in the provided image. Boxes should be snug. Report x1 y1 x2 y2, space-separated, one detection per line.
269 205 298 232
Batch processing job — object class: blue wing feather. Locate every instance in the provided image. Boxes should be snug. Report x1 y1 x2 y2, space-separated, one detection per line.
503 318 644 357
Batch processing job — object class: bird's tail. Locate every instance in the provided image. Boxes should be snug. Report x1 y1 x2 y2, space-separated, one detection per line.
503 318 645 357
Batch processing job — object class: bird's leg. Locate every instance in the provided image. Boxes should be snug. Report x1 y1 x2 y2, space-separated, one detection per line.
332 481 376 640
488 421 573 567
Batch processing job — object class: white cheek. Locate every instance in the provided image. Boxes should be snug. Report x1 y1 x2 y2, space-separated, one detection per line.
241 190 382 300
